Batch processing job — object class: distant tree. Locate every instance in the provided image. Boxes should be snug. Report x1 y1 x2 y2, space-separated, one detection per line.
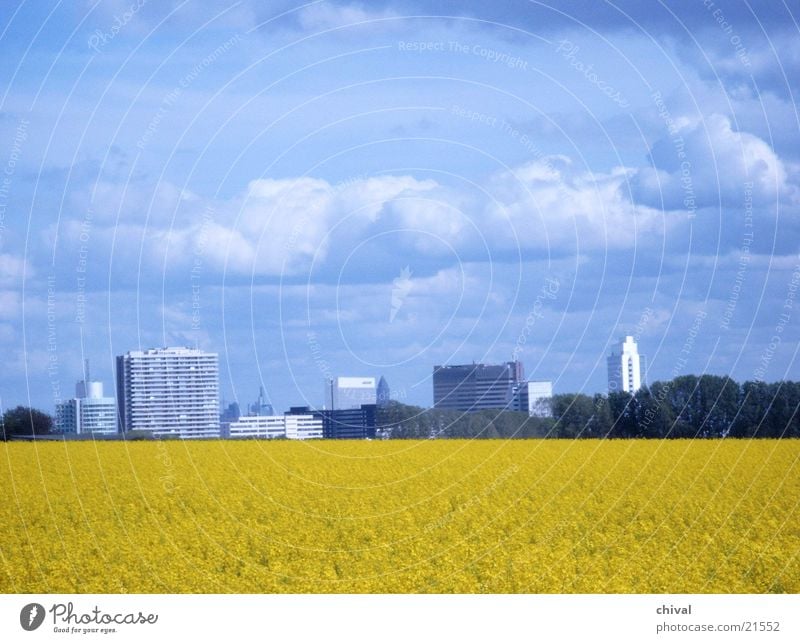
551 394 595 438
732 381 771 437
2 406 53 439
763 381 800 438
608 391 637 438
638 382 674 439
586 394 612 438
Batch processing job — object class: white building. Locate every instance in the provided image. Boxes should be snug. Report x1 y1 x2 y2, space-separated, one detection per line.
228 415 286 439
607 336 645 394
285 414 323 440
325 376 377 410
55 380 117 435
514 380 553 417
116 347 220 438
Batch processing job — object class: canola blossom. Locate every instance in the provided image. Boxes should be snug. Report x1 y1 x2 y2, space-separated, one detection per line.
1 439 798 593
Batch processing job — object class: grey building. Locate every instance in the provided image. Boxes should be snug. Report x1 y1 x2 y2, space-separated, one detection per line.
433 361 525 411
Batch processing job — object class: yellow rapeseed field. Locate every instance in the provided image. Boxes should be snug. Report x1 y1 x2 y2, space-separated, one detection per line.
1 439 798 593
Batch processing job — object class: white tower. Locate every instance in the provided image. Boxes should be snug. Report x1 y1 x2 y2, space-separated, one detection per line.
607 336 644 394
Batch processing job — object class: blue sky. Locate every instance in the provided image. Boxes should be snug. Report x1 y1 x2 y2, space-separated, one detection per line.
0 0 798 412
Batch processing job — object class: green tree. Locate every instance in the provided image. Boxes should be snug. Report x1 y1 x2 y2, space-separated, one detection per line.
2 406 53 440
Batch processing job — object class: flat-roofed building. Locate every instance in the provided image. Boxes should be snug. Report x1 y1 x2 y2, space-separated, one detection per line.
433 361 524 412
325 376 377 410
116 347 220 438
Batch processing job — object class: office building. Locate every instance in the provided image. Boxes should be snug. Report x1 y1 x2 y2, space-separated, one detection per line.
325 376 377 410
228 415 286 439
514 380 553 417
320 404 377 440
285 407 324 439
376 376 391 408
116 347 220 438
433 361 524 411
607 336 645 394
55 379 117 435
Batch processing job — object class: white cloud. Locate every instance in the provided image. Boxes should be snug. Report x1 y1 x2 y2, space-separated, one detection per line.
0 254 31 286
485 157 668 250
632 114 797 210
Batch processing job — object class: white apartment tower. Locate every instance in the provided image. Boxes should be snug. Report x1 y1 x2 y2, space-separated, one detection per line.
116 347 220 438
607 336 645 394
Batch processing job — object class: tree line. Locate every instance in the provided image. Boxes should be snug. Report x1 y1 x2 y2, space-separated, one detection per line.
378 375 800 439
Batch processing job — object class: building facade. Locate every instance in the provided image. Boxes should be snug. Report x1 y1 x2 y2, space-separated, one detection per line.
284 409 324 440
55 380 117 435
325 376 377 410
320 404 377 439
116 347 220 438
433 361 524 411
607 336 645 394
514 380 553 417
227 415 286 439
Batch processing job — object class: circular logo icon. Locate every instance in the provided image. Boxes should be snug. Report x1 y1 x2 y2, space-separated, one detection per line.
20 603 45 631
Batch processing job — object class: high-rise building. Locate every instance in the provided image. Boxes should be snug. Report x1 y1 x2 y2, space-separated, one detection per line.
325 376 377 410
607 336 645 394
249 386 274 416
514 380 553 417
55 379 117 435
433 361 524 411
116 347 220 438
376 376 391 408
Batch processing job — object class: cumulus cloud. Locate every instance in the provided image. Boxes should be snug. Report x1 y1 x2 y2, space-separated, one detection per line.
485 156 669 250
632 114 798 211
219 174 438 275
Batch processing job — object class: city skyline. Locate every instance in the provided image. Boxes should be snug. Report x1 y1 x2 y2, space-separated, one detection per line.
0 1 798 416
